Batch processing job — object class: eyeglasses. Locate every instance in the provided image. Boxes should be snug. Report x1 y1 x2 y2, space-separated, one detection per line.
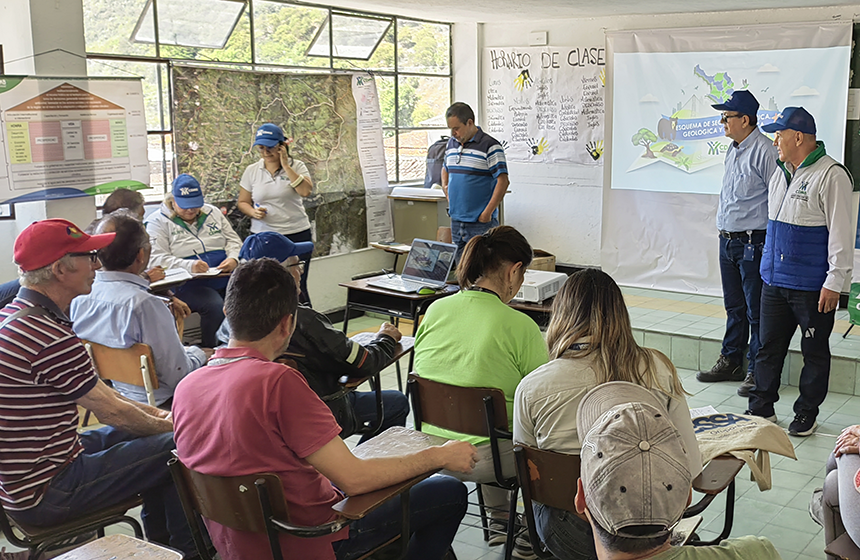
719 113 744 124
456 145 464 163
286 261 305 272
68 251 99 264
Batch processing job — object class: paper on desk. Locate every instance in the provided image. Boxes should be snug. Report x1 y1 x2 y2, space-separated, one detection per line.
149 268 192 289
689 405 720 419
350 332 379 345
352 426 449 460
192 269 222 277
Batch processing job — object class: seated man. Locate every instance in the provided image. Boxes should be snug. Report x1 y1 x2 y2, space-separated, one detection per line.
575 381 781 560
0 219 194 556
173 259 477 560
230 232 409 442
71 210 211 407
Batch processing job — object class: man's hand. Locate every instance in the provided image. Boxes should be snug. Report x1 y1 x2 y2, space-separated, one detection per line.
377 322 402 342
436 440 479 474
217 258 238 273
145 266 165 282
202 348 216 361
819 287 839 314
477 209 493 223
191 260 209 273
170 297 191 319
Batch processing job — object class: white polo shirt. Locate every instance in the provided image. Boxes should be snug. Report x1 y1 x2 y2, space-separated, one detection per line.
240 158 311 235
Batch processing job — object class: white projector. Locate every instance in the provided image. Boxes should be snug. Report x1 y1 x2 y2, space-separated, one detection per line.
513 270 567 303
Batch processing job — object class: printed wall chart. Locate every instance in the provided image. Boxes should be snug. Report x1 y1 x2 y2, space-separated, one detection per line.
482 46 605 165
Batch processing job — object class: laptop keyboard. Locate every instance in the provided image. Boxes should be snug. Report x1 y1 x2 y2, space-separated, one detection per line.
368 277 428 292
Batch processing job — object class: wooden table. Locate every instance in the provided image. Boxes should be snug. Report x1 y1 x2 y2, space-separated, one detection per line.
339 277 458 372
508 296 554 327
54 534 183 559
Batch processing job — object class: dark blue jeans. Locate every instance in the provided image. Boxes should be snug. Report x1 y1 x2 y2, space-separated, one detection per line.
718 233 764 372
174 283 224 348
749 283 834 419
349 390 410 444
534 503 596 560
451 218 499 264
332 473 467 560
10 427 195 556
286 229 313 307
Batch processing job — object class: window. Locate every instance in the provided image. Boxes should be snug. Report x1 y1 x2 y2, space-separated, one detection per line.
84 0 452 197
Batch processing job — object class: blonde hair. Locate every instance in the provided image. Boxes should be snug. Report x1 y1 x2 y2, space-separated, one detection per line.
545 269 686 398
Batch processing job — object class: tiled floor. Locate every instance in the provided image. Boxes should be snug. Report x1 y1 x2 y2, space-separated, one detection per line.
6 311 852 559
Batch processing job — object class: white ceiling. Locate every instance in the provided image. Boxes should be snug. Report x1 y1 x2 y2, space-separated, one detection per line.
321 0 860 22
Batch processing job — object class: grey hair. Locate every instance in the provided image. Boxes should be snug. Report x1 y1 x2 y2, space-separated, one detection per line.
18 254 77 287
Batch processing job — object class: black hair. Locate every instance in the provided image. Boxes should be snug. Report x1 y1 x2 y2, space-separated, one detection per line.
225 259 298 341
445 102 475 125
591 520 670 554
103 188 145 216
96 210 150 271
457 225 532 289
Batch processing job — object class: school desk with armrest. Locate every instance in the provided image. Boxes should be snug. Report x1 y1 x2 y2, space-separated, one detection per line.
81 342 159 426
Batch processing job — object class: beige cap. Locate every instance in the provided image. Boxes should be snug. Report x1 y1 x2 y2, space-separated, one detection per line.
577 382 692 538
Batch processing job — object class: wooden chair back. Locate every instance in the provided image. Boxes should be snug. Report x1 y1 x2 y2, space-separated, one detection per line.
514 444 580 515
169 456 289 533
84 341 159 399
407 373 508 436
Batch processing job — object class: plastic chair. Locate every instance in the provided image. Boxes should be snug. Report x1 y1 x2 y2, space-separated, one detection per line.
168 453 412 560
0 496 143 560
407 373 518 560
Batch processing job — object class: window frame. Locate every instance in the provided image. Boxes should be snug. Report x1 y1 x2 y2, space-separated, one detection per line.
85 0 453 196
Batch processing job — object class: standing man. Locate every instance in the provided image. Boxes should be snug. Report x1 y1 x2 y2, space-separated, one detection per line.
442 102 509 261
748 107 854 436
698 90 779 397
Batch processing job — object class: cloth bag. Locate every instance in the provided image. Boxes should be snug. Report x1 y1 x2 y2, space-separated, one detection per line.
694 412 796 491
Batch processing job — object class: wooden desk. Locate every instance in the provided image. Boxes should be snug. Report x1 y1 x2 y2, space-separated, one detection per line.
508 296 554 327
54 534 183 559
339 277 458 371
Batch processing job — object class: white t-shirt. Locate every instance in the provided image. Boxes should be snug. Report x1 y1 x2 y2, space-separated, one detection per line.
240 158 311 235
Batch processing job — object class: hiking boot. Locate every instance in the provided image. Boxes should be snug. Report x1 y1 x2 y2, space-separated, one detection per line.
512 534 537 560
744 409 777 423
697 355 744 383
737 372 755 397
487 519 507 546
789 414 817 437
809 488 824 527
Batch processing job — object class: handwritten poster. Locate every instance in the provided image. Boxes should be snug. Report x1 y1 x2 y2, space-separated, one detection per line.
483 47 605 165
351 74 394 243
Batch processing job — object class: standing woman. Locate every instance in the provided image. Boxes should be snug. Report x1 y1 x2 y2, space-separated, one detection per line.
237 123 315 305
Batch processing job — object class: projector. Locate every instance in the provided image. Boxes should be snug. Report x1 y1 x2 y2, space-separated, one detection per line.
513 270 568 303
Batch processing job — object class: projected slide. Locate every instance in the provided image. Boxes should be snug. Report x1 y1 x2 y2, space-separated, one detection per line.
611 47 850 194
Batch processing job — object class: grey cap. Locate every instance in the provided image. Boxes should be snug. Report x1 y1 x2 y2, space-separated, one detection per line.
577 382 692 538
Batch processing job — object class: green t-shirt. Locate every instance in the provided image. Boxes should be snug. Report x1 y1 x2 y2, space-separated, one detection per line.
414 290 549 445
649 536 782 560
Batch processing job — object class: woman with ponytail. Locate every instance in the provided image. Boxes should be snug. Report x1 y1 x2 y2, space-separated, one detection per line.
414 225 548 556
512 268 701 560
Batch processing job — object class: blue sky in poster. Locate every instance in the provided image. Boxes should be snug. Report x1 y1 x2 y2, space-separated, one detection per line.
611 46 850 194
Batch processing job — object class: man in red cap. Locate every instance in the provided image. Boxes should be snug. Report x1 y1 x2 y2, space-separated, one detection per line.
0 219 195 556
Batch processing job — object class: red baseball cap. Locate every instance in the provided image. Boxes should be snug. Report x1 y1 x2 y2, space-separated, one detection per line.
14 219 116 272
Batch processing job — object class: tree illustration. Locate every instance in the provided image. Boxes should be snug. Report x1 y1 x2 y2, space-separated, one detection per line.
631 128 658 159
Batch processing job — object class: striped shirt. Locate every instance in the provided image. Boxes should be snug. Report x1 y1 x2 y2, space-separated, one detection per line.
443 128 507 222
0 288 98 511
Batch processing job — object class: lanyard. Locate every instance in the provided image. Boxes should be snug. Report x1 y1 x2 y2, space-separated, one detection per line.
468 286 501 300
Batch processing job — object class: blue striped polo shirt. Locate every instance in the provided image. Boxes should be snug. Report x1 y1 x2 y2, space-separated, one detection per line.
443 128 508 222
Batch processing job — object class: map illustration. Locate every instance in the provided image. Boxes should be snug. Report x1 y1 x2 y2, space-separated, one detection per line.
172 67 364 256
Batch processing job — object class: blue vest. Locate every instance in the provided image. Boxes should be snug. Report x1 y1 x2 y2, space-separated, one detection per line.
760 220 828 292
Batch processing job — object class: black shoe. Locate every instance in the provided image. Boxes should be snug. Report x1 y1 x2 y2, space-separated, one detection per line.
789 414 817 436
744 409 777 423
737 372 755 397
697 355 743 382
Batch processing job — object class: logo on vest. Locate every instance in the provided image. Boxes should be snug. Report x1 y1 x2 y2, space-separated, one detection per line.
791 180 810 202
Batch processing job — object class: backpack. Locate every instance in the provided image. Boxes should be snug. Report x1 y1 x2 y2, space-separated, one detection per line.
424 136 449 189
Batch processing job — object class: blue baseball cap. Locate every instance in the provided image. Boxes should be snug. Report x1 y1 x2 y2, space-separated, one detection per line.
711 90 759 117
761 107 816 135
239 232 314 262
253 123 286 148
172 174 205 209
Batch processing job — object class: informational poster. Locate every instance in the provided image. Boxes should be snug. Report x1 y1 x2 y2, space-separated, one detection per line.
611 47 849 195
482 46 605 165
0 77 148 202
351 74 394 243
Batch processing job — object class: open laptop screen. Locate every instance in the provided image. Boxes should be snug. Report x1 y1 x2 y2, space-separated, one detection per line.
401 239 456 285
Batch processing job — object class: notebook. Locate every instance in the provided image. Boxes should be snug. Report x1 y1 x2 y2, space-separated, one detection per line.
367 239 457 293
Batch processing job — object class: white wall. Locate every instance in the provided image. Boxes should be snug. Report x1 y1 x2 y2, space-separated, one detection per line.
473 5 860 269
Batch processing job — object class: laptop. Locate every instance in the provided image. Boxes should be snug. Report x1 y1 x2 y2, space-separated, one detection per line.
367 239 457 293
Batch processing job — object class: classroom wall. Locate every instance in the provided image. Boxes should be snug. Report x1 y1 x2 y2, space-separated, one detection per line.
475 4 860 269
